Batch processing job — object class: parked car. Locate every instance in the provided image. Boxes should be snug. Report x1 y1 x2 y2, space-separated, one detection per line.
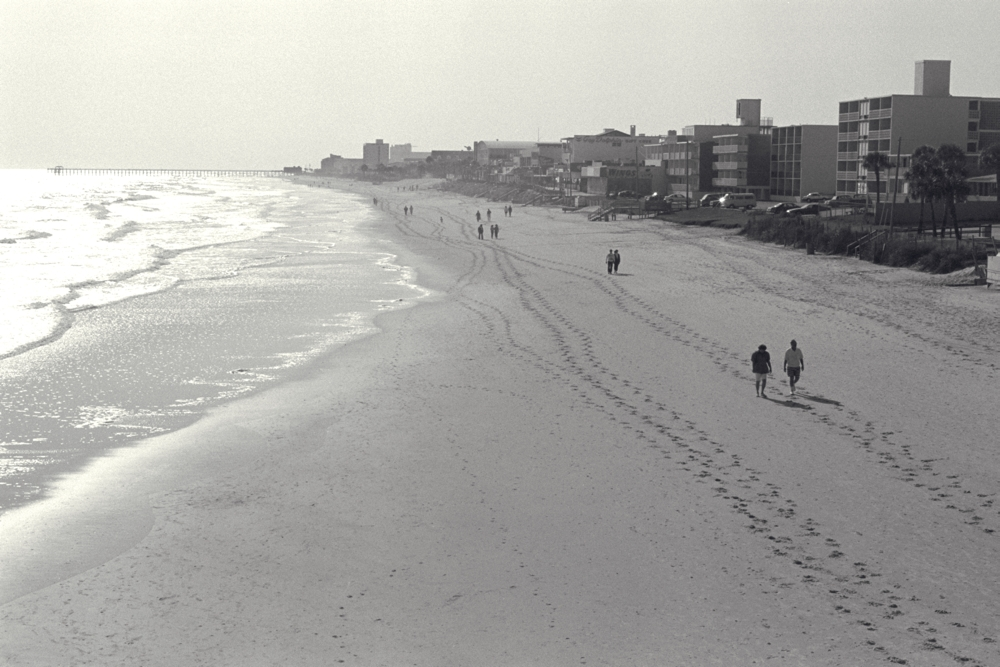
644 192 664 202
615 190 641 200
800 192 828 203
767 202 798 214
665 193 691 203
699 193 723 207
825 194 867 207
786 204 830 216
718 193 757 209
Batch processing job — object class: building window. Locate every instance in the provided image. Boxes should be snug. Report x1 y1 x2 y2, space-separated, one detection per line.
849 101 859 113
879 139 891 152
969 122 979 132
968 142 979 153
881 97 892 110
840 102 849 114
870 98 881 111
969 100 979 111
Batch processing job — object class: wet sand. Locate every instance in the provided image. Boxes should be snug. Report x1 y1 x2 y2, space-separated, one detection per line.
3 181 1000 665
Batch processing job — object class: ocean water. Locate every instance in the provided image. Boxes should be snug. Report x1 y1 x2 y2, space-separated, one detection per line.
0 170 426 514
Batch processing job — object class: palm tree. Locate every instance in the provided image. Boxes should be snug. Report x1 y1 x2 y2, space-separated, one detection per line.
905 146 934 234
980 144 1000 223
862 151 894 214
936 143 971 241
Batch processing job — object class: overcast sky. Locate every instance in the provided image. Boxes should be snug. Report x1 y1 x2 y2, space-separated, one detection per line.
3 0 998 169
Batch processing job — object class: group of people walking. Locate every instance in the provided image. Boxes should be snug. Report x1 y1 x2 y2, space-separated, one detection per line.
605 249 621 274
477 223 500 239
751 340 805 398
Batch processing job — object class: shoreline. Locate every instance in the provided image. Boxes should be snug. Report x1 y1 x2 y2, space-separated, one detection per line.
3 179 1000 665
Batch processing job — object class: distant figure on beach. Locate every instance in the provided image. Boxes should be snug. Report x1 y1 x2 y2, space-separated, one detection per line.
478 223 484 239
373 197 378 206
606 249 615 274
751 344 772 397
476 211 481 223
487 209 492 222
783 340 805 395
494 224 500 239
613 249 620 274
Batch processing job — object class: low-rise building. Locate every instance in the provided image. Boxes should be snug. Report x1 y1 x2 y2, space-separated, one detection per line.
579 162 666 197
562 127 664 166
473 141 562 182
319 154 363 175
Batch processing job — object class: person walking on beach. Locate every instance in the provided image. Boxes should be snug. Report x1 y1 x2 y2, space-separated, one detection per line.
751 344 772 397
494 223 500 239
476 210 481 223
606 249 615 274
487 209 492 222
478 223 484 239
783 340 805 395
613 249 621 274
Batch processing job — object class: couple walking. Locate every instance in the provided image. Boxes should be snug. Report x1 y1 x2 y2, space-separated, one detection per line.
751 340 805 397
605 249 621 274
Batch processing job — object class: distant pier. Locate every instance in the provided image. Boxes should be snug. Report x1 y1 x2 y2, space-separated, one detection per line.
47 167 289 177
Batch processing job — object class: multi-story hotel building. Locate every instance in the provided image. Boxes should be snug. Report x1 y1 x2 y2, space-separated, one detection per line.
362 139 390 168
836 60 1000 197
770 125 838 201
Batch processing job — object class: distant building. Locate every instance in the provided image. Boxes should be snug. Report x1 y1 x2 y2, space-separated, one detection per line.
562 126 664 166
770 125 838 201
283 166 303 174
389 143 431 164
836 60 1000 196
579 162 667 197
363 139 390 168
319 154 362 175
473 141 562 182
644 100 773 198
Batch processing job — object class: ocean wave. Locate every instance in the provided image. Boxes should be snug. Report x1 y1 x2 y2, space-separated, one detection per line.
86 203 109 220
102 221 140 242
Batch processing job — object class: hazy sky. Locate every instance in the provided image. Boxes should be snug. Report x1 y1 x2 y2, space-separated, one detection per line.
3 0 999 169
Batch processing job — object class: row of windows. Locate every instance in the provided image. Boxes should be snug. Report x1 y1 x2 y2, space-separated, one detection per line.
837 161 858 172
771 179 801 197
771 164 802 177
771 126 803 144
838 139 893 153
771 144 802 159
839 97 894 114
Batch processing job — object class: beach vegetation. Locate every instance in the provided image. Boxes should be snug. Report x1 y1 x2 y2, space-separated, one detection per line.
741 214 988 274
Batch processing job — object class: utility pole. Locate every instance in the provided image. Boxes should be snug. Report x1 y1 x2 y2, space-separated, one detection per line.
686 142 691 210
890 136 902 234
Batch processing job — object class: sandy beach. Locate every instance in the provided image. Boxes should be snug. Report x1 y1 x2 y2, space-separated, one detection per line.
3 180 1000 666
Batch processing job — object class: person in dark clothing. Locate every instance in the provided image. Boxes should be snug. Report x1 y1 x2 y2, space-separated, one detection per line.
606 249 615 274
751 344 772 397
613 250 620 274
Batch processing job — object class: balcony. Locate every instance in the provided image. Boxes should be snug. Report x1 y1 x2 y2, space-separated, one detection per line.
715 161 747 171
713 144 744 154
839 112 860 122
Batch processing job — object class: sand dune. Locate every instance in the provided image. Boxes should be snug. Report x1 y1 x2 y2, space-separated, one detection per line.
3 181 1000 666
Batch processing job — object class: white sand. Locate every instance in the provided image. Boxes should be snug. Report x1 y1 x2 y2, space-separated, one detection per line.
3 182 1000 666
